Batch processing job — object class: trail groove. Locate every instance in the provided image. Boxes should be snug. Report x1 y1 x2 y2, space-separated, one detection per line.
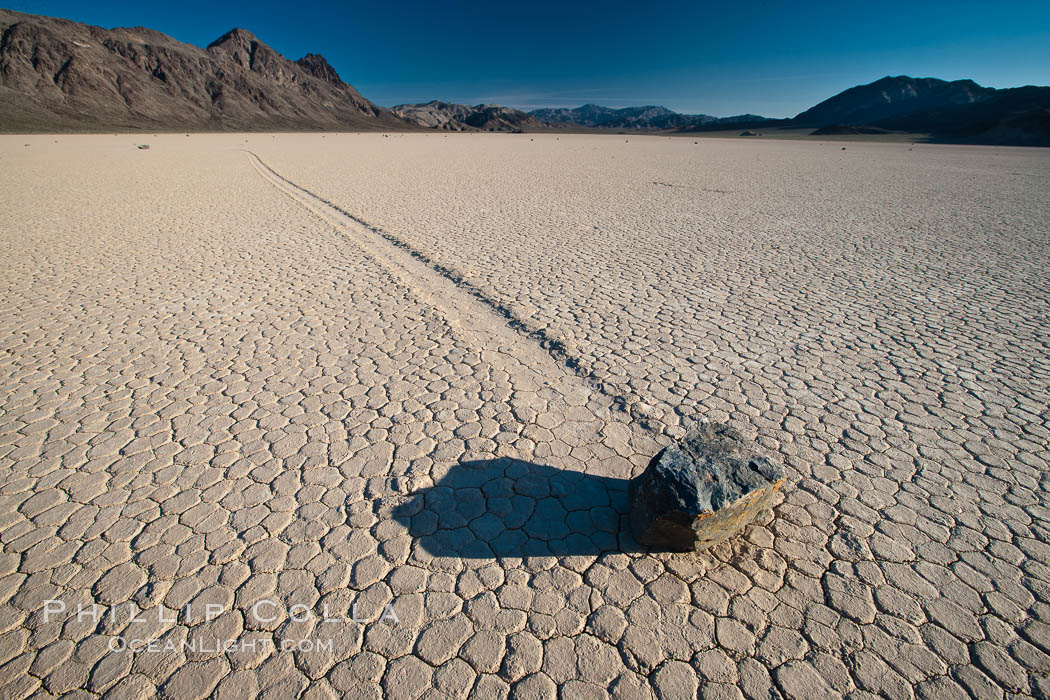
243 149 663 435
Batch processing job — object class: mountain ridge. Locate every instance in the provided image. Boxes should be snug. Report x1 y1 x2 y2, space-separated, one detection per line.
392 101 542 132
0 8 406 131
791 75 1050 145
0 8 1046 144
793 75 995 125
528 103 774 129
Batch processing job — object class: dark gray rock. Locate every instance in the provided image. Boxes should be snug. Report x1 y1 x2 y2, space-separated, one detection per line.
630 422 785 552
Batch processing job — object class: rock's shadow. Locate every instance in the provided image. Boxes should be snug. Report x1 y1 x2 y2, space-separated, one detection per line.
392 458 637 558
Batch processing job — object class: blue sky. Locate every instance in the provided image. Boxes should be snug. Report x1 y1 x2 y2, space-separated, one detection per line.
8 1 1049 117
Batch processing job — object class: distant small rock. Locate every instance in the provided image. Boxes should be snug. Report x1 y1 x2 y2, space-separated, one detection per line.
739 130 760 136
630 421 785 552
137 144 150 149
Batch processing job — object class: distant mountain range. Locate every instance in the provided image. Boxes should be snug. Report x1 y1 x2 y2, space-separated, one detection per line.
391 101 541 132
388 102 772 132
1 8 1047 144
396 77 1049 145
529 104 771 129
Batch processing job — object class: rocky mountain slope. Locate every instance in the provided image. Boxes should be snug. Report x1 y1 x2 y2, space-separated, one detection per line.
530 103 773 129
0 8 406 131
392 101 541 132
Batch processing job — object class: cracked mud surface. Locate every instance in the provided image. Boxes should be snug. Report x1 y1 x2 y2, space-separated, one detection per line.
1 133 1049 699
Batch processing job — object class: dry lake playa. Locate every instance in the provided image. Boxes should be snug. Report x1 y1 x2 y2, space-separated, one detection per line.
1 132 1049 698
